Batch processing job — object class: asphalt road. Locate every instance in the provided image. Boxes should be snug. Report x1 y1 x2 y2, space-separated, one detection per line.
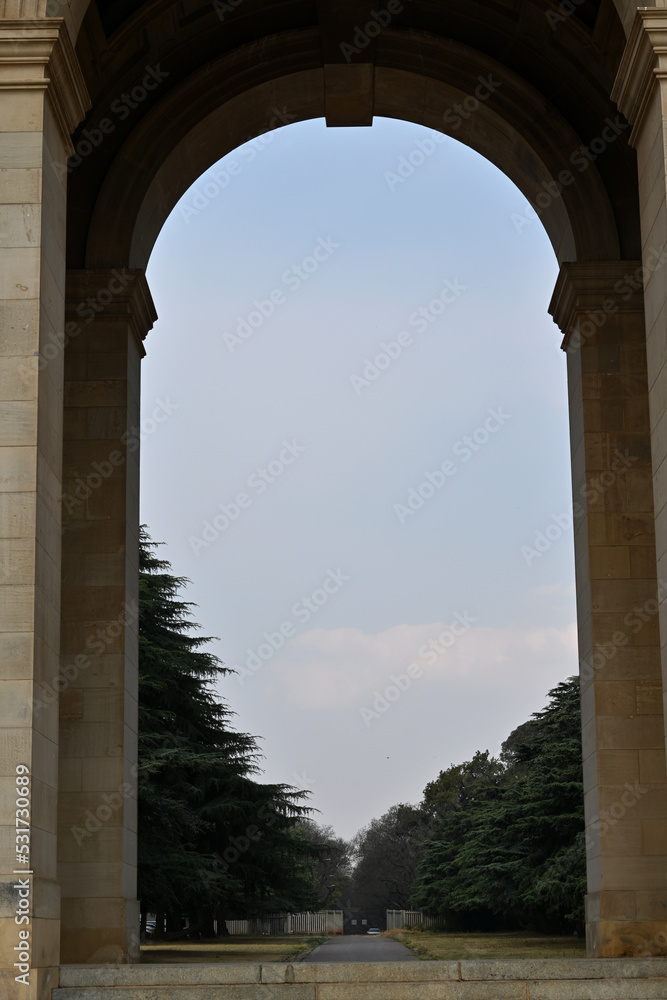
302 935 417 963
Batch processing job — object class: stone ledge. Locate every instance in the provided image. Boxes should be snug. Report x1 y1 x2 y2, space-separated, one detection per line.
59 959 667 988
460 959 667 981
51 981 667 1000
261 962 460 983
54 989 316 1000
314 985 523 1000
528 981 667 999
59 965 261 987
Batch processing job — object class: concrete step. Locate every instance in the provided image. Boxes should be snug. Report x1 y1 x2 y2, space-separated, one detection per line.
54 959 667 1000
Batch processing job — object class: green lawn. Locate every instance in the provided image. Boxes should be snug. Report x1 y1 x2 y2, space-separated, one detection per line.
384 929 586 960
140 935 327 964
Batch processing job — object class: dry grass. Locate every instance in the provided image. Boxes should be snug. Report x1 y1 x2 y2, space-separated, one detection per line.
384 929 586 960
140 935 327 964
141 931 586 964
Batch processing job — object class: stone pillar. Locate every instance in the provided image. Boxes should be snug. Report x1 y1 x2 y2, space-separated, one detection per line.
0 19 88 1000
57 270 156 964
613 1 667 842
550 263 667 957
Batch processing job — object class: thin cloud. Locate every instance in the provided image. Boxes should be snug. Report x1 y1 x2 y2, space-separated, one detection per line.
266 621 577 710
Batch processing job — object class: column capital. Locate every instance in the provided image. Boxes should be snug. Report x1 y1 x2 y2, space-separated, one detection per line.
66 269 158 358
549 260 643 350
612 7 667 146
0 18 89 152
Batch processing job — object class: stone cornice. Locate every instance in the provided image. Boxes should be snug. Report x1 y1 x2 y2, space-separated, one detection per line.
0 2 48 14
66 269 158 357
612 9 667 147
549 261 643 350
47 18 90 148
0 19 89 152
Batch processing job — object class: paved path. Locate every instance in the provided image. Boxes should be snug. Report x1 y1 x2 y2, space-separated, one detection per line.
302 935 417 963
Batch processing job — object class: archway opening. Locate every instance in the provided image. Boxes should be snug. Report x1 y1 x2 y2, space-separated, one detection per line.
139 116 577 851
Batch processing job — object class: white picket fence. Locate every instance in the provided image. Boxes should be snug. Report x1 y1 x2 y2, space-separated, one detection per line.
291 911 344 934
385 909 440 929
224 910 343 935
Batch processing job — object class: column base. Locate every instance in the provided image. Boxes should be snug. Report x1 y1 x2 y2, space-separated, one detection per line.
0 964 59 1000
586 892 667 956
0 874 60 1000
60 899 140 964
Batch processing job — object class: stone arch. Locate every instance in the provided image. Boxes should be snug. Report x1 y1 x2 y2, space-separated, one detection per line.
81 35 622 270
3 0 667 988
65 0 640 271
54 0 666 969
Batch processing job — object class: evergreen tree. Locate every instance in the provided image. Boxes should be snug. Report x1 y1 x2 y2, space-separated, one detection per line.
412 678 585 933
413 752 507 930
137 529 319 936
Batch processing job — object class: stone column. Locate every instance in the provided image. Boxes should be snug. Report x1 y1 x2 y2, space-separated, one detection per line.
57 270 156 964
0 19 88 1000
613 1 667 842
550 263 667 957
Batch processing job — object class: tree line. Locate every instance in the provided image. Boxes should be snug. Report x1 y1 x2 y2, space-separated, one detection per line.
138 530 585 937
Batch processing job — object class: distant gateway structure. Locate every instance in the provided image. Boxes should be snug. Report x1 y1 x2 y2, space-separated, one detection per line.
2 1 667 997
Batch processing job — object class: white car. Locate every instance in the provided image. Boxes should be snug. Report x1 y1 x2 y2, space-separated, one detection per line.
366 927 381 935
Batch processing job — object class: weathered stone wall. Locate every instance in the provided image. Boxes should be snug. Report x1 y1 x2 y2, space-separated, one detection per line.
53 959 667 1000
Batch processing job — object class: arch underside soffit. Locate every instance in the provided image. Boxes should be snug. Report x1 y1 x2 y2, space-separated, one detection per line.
54 0 645 46
66 0 640 269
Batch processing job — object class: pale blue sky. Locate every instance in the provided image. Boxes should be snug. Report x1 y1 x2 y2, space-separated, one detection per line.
141 117 577 840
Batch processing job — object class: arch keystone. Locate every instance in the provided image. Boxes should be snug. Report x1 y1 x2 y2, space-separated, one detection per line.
323 63 374 127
